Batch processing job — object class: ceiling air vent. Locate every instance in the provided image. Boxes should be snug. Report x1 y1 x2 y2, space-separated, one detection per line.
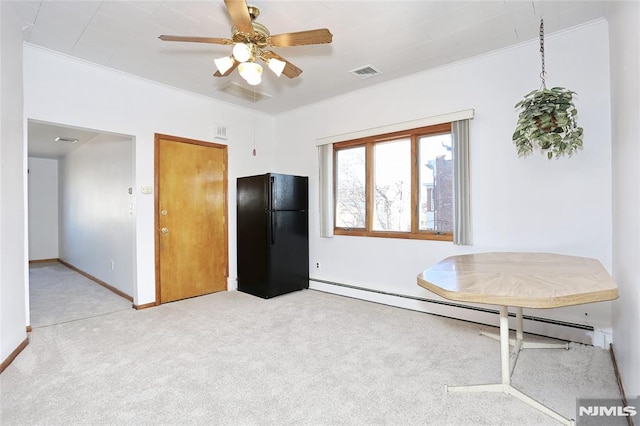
54 137 79 144
349 64 382 80
217 82 272 102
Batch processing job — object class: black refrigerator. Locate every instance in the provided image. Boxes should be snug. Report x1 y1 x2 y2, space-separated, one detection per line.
236 173 309 299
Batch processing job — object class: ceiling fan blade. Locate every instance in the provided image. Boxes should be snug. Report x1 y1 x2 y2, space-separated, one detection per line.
262 51 302 79
159 35 233 45
214 61 239 77
224 0 255 35
268 29 333 47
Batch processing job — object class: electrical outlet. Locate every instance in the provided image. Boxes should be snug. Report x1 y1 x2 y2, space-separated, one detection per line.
110 260 114 270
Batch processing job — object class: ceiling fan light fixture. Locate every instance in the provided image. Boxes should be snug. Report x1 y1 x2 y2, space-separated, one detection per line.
214 56 235 74
158 1 333 83
246 75 262 86
267 57 286 77
232 43 253 63
238 61 263 85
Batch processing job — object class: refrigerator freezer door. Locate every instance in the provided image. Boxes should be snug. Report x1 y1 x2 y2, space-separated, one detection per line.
238 175 268 212
270 174 308 211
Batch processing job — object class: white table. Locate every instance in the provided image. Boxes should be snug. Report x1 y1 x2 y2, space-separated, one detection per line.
417 252 619 425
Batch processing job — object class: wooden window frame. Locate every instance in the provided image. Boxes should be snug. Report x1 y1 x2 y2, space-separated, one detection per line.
333 122 453 241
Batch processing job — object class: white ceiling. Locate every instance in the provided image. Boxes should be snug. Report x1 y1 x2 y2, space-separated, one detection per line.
28 120 99 158
17 1 611 157
27 120 134 159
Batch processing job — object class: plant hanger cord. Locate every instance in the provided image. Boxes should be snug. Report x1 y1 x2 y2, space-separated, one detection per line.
539 18 547 90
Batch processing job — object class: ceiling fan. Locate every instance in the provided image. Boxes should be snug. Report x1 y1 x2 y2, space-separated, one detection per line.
159 0 333 86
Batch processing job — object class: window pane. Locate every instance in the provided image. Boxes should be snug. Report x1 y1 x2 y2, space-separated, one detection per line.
419 134 453 233
373 139 411 232
335 146 366 228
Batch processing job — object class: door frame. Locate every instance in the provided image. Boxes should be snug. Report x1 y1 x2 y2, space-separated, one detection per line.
153 133 229 305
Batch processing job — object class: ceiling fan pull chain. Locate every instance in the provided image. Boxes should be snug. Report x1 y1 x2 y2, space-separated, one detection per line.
539 18 547 90
252 85 257 156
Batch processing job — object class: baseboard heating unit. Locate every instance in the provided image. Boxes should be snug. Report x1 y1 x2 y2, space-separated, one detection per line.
309 278 612 348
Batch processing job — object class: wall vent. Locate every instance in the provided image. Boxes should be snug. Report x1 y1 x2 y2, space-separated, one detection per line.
217 82 272 102
215 123 228 140
349 64 382 79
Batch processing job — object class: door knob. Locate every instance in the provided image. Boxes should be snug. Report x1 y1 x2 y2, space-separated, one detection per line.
161 227 169 234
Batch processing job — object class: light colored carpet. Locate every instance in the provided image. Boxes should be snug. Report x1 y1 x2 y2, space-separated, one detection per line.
1 266 623 425
29 261 131 328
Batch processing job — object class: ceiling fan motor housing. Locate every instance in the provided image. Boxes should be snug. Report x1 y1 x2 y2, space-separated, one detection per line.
231 22 270 47
247 5 260 20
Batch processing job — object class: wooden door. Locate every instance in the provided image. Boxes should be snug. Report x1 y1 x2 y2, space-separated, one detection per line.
155 134 228 303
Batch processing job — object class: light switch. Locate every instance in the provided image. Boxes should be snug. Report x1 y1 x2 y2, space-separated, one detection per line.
140 186 153 194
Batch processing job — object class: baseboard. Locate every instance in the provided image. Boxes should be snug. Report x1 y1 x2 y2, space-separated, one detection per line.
310 278 598 346
29 258 58 264
133 301 157 310
609 344 634 426
57 259 134 303
26 326 32 333
0 337 29 375
227 276 237 291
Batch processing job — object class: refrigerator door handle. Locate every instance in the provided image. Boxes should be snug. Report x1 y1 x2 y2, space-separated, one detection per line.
269 175 275 245
270 212 275 245
269 175 275 211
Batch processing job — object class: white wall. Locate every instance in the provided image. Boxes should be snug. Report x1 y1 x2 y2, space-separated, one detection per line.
9 6 634 390
275 21 614 339
58 134 135 296
609 1 640 399
0 2 27 364
23 45 276 305
27 157 59 261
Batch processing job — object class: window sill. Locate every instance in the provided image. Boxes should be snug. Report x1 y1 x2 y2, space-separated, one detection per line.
334 228 453 242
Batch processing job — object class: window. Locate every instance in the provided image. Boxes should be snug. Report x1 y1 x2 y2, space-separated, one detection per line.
419 133 453 234
334 123 453 241
373 138 411 232
335 146 365 228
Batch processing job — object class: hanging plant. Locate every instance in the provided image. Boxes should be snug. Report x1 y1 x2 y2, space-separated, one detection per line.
512 19 584 160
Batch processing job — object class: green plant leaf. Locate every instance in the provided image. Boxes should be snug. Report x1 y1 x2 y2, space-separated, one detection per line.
513 87 584 160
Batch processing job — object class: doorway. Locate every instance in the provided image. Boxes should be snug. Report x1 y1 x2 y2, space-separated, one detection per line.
27 119 136 326
155 134 228 303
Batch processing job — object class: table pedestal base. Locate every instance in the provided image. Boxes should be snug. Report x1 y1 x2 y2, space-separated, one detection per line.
445 306 575 425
